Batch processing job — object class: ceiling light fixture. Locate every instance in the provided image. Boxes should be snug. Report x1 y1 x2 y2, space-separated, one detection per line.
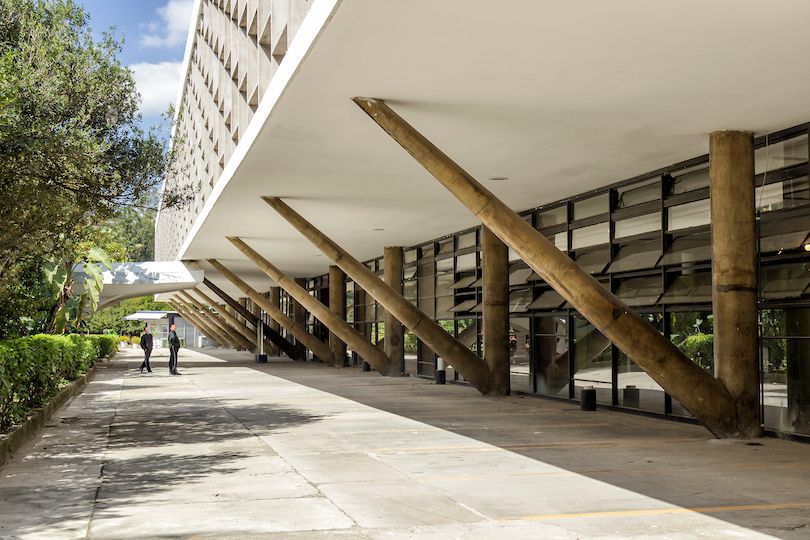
488 177 508 181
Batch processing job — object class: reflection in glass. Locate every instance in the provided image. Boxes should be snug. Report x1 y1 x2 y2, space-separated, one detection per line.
607 240 662 273
436 296 454 319
438 239 453 255
419 340 436 377
404 249 417 264
615 276 663 307
660 272 712 304
573 316 612 406
670 165 709 194
614 212 661 238
756 176 810 212
509 288 533 313
509 265 533 285
450 275 477 290
619 313 665 412
668 199 711 230
535 316 568 397
527 289 565 310
658 231 711 266
572 222 609 249
760 308 810 435
575 248 610 275
616 177 660 209
456 253 476 271
419 244 435 260
760 263 810 300
755 134 808 175
758 216 810 253
457 232 477 250
436 272 454 297
574 193 609 220
510 318 531 393
536 205 568 229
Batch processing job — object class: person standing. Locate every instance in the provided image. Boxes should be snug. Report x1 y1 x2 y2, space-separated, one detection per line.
168 323 182 375
139 326 153 373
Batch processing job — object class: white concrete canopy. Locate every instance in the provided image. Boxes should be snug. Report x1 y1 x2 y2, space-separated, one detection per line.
73 262 203 310
171 0 810 298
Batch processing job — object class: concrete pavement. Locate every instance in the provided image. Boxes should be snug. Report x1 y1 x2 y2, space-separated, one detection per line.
0 347 808 539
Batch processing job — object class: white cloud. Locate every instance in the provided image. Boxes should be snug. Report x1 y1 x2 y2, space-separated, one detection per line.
132 61 184 116
140 0 194 48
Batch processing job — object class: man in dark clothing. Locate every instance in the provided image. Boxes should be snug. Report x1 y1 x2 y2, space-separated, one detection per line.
168 323 181 375
139 326 153 372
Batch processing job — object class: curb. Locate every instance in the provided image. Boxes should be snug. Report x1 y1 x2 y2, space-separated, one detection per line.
0 365 98 469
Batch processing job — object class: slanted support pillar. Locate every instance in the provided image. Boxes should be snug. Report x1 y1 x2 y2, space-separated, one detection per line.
188 288 259 352
710 130 761 438
329 265 347 367
352 96 742 437
263 197 495 394
226 237 390 371
483 226 510 396
167 300 223 347
293 278 307 360
384 247 404 377
208 258 335 364
202 277 296 358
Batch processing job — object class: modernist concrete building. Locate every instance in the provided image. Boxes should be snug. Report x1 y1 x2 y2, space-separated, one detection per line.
155 0 810 440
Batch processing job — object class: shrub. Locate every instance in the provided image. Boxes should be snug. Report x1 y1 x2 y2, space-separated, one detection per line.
681 333 713 371
131 336 140 346
0 334 101 432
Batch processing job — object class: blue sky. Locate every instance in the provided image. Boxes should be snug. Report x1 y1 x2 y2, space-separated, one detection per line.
78 0 195 131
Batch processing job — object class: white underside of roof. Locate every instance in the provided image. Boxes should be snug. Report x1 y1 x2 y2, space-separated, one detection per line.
173 0 810 299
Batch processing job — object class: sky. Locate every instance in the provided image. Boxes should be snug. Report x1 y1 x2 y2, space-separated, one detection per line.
78 0 196 132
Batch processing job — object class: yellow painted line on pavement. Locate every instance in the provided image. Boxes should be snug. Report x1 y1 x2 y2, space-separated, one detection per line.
496 502 810 522
364 438 703 453
418 461 810 482
336 423 610 434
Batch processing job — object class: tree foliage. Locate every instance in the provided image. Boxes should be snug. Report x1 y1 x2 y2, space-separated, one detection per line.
81 295 171 336
0 0 193 338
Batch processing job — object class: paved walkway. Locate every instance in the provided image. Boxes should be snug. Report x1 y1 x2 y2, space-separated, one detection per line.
1 347 809 539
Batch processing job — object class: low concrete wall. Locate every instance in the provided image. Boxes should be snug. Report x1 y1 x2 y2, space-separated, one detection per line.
0 365 98 468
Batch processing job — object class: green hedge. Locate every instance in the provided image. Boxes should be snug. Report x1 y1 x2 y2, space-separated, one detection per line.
0 334 116 432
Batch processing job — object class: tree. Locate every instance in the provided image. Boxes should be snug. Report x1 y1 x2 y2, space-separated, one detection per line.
0 0 193 338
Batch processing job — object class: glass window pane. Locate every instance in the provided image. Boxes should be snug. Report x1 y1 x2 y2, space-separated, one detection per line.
404 332 417 375
510 317 531 393
670 311 713 372
404 249 417 264
436 296 455 319
436 257 454 274
607 240 662 273
572 222 609 249
575 248 610 275
574 194 608 220
436 272 454 297
527 289 565 310
755 134 808 174
761 263 810 300
419 244 434 260
549 231 569 251
759 216 810 253
616 177 660 209
615 275 664 307
668 199 711 231
670 165 709 195
660 272 713 304
535 315 569 397
508 247 522 262
509 265 533 285
417 296 434 318
403 280 417 301
509 288 533 313
457 232 477 250
450 275 477 289
755 177 810 212
658 232 711 266
457 253 476 271
449 298 477 313
438 239 453 255
536 206 568 229
573 316 612 406
615 212 661 239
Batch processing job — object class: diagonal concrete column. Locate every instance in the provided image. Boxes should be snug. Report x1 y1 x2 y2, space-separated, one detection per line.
173 296 243 349
227 237 390 372
384 247 405 376
178 291 254 351
329 266 347 367
208 259 335 364
352 97 739 437
263 197 494 394
188 288 261 351
710 131 761 439
202 277 297 358
167 299 226 348
483 226 510 396
168 299 230 348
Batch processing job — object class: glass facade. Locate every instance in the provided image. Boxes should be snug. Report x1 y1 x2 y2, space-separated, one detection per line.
272 123 810 440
